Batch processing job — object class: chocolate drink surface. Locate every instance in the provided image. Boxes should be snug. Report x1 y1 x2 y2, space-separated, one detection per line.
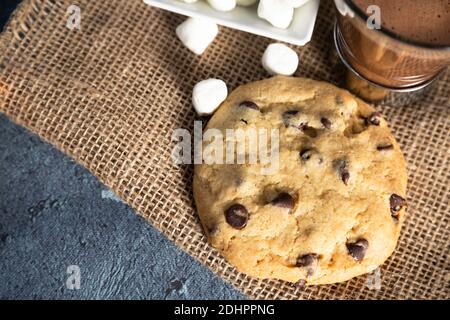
353 0 450 46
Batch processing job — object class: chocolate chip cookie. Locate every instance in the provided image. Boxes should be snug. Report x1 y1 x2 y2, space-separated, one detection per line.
193 76 407 285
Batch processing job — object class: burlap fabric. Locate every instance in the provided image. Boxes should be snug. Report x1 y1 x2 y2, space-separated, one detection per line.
0 0 448 299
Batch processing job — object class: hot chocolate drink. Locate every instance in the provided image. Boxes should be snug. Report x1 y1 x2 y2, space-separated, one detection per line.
334 0 450 89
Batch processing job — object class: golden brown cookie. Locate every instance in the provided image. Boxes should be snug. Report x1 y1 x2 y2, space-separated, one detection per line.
193 76 407 285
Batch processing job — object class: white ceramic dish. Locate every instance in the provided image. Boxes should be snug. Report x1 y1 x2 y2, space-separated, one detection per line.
143 0 320 46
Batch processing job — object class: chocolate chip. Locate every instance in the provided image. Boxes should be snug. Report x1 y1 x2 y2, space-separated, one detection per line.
282 110 311 132
225 204 249 229
302 125 318 138
341 171 350 185
346 239 369 261
282 110 300 128
301 149 323 165
320 117 331 129
377 144 394 151
239 101 260 111
366 112 381 126
296 254 319 267
333 159 350 185
300 149 313 161
335 95 344 105
284 110 299 116
390 194 406 220
294 279 306 289
296 254 319 277
270 192 295 211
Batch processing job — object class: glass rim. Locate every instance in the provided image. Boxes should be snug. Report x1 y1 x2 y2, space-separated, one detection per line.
342 0 450 51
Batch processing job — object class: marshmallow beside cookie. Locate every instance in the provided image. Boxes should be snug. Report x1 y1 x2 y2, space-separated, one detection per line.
192 79 228 116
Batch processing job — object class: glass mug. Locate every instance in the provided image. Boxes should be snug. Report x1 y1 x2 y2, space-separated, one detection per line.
333 0 450 101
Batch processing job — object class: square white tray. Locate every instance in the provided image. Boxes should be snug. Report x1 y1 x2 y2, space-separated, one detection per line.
143 0 320 46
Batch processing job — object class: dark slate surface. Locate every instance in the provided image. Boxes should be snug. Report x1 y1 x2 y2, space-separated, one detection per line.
0 2 244 300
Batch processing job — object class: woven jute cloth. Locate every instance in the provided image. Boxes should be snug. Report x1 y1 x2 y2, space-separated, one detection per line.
0 0 448 299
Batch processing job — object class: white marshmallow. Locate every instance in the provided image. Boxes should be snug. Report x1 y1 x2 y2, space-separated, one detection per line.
176 17 219 55
262 43 299 76
287 0 310 8
207 0 237 12
192 79 228 116
177 0 198 3
257 0 294 29
334 0 355 17
236 0 258 6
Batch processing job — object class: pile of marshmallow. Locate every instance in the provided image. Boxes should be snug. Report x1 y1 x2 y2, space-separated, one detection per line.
179 0 310 29
175 1 305 116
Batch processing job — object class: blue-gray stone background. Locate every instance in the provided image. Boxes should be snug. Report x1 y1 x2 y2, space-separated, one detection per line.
0 0 244 300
